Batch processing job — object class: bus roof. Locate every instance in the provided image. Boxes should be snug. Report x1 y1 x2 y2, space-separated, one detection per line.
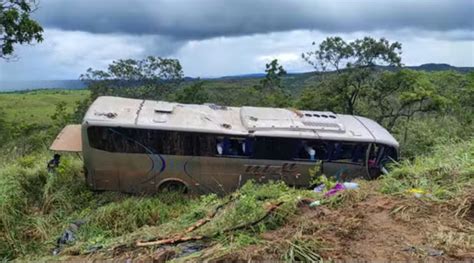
83 96 399 148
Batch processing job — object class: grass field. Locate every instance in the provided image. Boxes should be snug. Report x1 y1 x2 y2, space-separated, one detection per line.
0 90 89 124
0 87 472 261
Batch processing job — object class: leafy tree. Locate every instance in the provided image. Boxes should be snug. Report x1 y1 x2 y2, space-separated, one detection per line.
80 56 184 101
74 56 184 122
301 36 402 114
364 69 447 130
255 59 291 107
0 0 43 58
429 71 473 121
173 81 210 104
259 59 287 92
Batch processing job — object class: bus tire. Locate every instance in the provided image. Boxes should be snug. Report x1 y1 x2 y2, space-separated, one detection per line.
158 180 188 194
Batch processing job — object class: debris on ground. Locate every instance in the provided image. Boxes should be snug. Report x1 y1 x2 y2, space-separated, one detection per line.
324 183 345 197
53 219 86 255
406 188 433 198
342 182 359 189
313 184 325 193
135 201 284 247
403 245 444 257
217 193 472 261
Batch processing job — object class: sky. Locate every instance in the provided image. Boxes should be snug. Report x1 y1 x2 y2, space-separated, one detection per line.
0 0 473 81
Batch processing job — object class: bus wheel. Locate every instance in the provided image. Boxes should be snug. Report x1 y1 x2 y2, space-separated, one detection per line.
158 181 188 194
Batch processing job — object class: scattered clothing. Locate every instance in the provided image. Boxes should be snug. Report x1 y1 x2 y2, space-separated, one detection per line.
53 219 86 255
324 183 345 197
313 184 326 193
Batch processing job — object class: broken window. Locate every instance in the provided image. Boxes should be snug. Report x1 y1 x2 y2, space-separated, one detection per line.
215 136 251 157
88 126 233 157
87 126 371 164
326 142 368 163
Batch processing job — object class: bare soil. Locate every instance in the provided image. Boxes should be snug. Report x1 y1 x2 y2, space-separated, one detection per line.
66 191 474 262
218 193 474 262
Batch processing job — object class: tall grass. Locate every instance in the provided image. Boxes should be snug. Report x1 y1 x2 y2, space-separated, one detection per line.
1 139 473 260
0 152 222 260
381 139 474 199
0 153 87 259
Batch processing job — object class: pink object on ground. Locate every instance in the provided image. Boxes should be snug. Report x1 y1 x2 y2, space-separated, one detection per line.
324 183 345 197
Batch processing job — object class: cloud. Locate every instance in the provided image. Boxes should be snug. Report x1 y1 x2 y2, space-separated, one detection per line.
175 29 474 77
36 0 474 40
0 29 184 81
1 1 473 82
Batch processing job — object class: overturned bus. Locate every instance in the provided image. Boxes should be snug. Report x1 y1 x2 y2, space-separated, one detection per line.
51 96 399 195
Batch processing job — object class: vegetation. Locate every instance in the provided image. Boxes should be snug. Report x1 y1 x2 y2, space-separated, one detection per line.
0 36 473 260
0 0 43 58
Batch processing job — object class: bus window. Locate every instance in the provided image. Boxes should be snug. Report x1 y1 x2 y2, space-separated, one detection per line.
367 144 398 178
295 140 327 161
254 137 298 160
327 142 368 164
88 126 147 153
216 136 249 157
351 143 367 163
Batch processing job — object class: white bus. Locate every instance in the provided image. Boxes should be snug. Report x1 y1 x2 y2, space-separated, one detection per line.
51 96 399 194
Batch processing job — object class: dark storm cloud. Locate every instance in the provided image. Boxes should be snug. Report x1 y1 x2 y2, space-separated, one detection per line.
36 0 474 40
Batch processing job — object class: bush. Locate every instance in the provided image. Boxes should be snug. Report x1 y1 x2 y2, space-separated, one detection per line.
394 116 474 159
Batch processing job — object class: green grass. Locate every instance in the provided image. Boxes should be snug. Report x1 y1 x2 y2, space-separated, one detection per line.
380 139 474 199
1 139 473 260
1 87 473 261
0 150 318 260
0 89 89 124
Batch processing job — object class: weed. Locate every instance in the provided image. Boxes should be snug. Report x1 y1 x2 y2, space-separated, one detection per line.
283 238 323 262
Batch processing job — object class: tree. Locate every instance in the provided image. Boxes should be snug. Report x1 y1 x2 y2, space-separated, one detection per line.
255 59 291 107
301 36 402 114
80 56 184 101
0 0 43 58
430 71 473 119
259 59 287 92
174 81 210 104
364 69 446 130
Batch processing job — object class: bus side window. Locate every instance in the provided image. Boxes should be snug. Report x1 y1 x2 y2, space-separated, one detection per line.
326 142 367 163
215 136 248 157
243 137 254 156
296 140 316 161
195 134 216 157
351 144 366 163
254 137 298 160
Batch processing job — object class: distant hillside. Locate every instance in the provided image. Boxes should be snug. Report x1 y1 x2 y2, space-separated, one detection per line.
0 80 85 92
227 63 474 79
406 63 474 73
1 63 472 92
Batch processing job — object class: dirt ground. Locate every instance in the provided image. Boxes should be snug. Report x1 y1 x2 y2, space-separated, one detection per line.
66 191 473 262
218 192 474 262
